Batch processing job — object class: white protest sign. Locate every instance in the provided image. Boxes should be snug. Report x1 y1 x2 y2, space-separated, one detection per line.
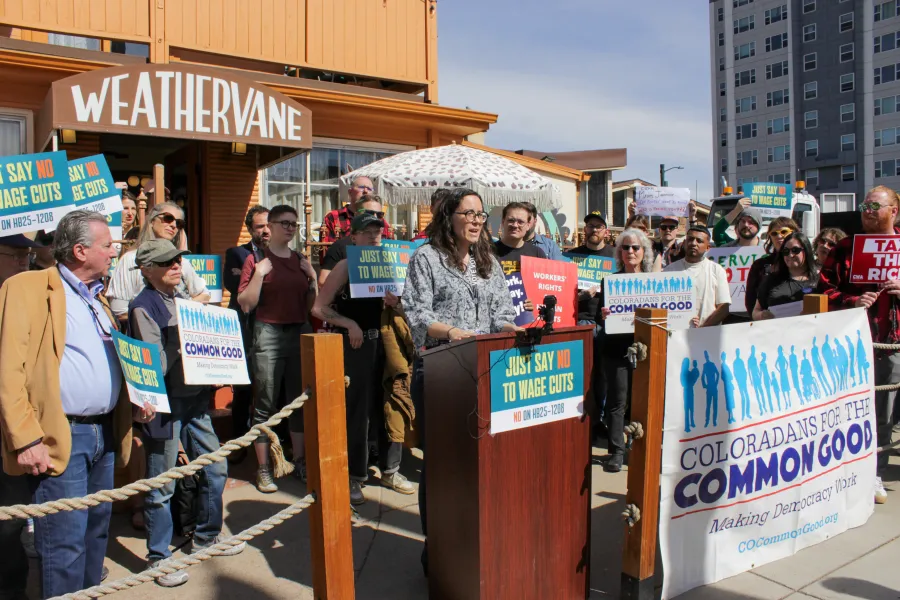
635 186 691 218
175 298 250 385
659 310 876 598
706 247 767 313
603 272 697 334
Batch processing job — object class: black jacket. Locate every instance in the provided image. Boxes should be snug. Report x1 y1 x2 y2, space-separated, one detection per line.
223 242 263 311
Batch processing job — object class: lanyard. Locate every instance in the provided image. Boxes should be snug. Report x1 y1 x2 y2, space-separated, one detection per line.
62 276 112 341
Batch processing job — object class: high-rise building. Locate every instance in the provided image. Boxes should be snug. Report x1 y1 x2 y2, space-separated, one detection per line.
710 0 900 210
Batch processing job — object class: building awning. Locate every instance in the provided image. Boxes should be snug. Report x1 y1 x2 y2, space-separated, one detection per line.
35 63 312 152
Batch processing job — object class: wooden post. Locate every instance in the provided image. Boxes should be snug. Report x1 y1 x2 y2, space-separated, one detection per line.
803 294 828 315
152 163 165 207
621 307 668 600
301 334 355 600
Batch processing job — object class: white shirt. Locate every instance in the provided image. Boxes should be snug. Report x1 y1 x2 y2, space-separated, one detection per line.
664 257 731 324
106 250 209 317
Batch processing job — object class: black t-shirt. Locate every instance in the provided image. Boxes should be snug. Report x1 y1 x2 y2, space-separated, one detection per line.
334 284 383 331
757 273 819 310
570 244 615 322
493 240 546 275
322 237 353 270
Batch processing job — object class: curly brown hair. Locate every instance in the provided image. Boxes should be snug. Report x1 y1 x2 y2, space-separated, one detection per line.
425 188 496 279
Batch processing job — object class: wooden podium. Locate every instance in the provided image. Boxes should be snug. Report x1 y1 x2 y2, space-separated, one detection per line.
422 326 594 600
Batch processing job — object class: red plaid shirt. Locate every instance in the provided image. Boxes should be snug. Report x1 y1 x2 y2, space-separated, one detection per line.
817 226 900 352
318 206 392 244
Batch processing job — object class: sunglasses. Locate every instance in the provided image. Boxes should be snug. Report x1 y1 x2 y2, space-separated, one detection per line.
818 239 836 249
272 220 299 230
860 202 890 213
659 224 677 231
781 246 804 256
155 213 186 229
152 256 183 268
354 185 375 193
769 228 793 238
622 244 642 252
360 209 386 219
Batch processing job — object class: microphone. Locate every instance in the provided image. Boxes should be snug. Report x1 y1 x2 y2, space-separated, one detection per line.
539 295 557 332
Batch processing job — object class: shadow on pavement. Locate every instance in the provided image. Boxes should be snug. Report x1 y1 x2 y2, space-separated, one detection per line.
820 576 900 600
212 573 284 600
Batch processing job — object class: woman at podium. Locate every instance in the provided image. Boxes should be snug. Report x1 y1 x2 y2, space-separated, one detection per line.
402 187 520 573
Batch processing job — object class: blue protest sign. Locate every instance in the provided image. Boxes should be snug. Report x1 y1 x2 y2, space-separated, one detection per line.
749 182 792 219
0 151 74 235
382 238 425 252
505 272 537 327
563 252 616 290
111 331 170 413
68 154 123 216
489 340 584 434
186 255 223 302
347 244 411 298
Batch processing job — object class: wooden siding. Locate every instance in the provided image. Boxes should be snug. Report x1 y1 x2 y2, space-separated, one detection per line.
0 0 151 42
202 140 259 259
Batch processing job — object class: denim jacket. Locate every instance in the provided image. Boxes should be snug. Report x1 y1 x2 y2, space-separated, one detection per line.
403 244 516 349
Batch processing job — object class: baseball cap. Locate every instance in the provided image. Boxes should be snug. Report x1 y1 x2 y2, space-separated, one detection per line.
351 212 384 232
0 234 41 249
660 216 680 225
133 239 188 268
583 211 607 226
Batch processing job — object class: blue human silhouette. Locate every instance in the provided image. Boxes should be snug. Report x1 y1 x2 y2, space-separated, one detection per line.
789 346 803 405
748 346 766 415
732 349 752 420
701 351 720 427
801 349 820 401
760 353 775 413
721 351 737 424
775 346 792 409
833 338 849 391
627 279 634 295
856 331 870 384
687 277 693 291
811 337 833 396
822 335 841 394
845 335 856 387
680 358 700 433
769 364 782 411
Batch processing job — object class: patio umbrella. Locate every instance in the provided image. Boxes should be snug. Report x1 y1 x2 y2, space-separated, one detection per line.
338 143 562 210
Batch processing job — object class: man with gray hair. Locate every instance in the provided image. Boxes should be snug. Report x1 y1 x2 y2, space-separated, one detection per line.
0 210 154 597
318 175 392 248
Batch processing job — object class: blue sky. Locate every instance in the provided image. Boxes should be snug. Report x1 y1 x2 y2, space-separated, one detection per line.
438 0 715 201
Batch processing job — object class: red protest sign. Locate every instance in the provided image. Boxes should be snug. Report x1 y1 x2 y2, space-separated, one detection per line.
520 256 577 328
849 234 900 284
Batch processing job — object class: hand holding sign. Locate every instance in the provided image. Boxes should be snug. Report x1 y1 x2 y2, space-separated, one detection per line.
849 235 900 284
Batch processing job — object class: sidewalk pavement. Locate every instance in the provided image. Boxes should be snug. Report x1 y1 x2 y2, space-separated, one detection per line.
42 445 900 600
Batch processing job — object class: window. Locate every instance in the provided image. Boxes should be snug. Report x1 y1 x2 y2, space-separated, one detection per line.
735 95 757 113
734 16 755 34
876 159 899 178
840 12 854 32
737 150 758 167
719 33 725 47
767 89 789 107
875 0 899 22
806 169 820 186
734 42 756 61
875 63 900 85
735 123 758 139
842 133 856 151
804 81 818 99
720 82 727 97
767 116 790 134
768 145 791 163
803 24 817 42
841 103 856 122
721 158 728 173
718 7 724 21
765 5 787 25
842 165 856 182
876 127 899 147
733 0 753 6
0 114 26 156
840 73 855 93
876 94 900 115
840 43 854 62
874 31 900 53
48 34 100 51
735 69 756 87
805 140 819 157
720 57 726 72
767 173 791 184
766 60 789 79
766 33 788 52
805 110 819 128
720 107 727 122
721 132 728 147
803 0 816 13
804 52 817 71
738 177 760 188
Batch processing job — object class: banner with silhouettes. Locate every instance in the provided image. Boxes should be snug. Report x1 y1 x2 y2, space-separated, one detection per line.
174 298 250 385
520 255 577 328
563 252 616 290
603 272 697 334
187 255 223 302
658 310 876 598
0 150 74 235
849 234 900 284
347 245 411 298
68 154 123 216
706 247 767 313
111 331 170 413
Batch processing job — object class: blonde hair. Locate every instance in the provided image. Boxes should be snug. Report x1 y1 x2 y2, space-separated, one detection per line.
134 202 185 250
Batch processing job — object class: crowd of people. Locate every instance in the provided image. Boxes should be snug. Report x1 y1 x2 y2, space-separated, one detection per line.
0 176 897 598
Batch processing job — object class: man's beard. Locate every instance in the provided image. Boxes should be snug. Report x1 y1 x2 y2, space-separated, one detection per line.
738 227 757 240
253 235 270 248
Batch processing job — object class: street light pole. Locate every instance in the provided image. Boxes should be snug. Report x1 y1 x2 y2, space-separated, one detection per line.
659 164 684 187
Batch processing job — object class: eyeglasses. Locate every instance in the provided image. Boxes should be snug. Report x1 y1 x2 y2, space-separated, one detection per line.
585 223 606 230
152 256 183 268
353 185 375 193
818 238 836 249
360 209 385 219
504 218 528 226
622 244 642 252
455 210 489 223
781 246 804 256
860 202 890 213
0 249 34 262
768 228 793 239
155 213 186 229
659 224 677 231
272 220 299 230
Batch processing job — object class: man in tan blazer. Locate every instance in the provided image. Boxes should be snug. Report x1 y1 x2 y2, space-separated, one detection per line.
0 211 154 599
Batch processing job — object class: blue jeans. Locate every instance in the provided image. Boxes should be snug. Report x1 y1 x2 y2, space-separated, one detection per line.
144 392 226 561
29 420 115 599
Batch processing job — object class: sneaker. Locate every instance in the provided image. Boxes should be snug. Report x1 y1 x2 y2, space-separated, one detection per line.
603 454 624 473
875 476 888 505
101 565 109 582
350 480 366 505
256 466 278 494
149 560 189 588
293 458 307 483
381 471 415 495
191 535 246 557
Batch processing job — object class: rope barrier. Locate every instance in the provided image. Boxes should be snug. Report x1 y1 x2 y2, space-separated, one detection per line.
51 493 317 600
0 391 310 521
634 316 670 333
875 382 900 392
873 343 900 351
621 504 641 528
625 342 648 364
624 422 644 441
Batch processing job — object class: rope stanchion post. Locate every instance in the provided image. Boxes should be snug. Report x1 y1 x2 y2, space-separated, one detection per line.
802 293 828 315
301 333 355 600
621 307 667 600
